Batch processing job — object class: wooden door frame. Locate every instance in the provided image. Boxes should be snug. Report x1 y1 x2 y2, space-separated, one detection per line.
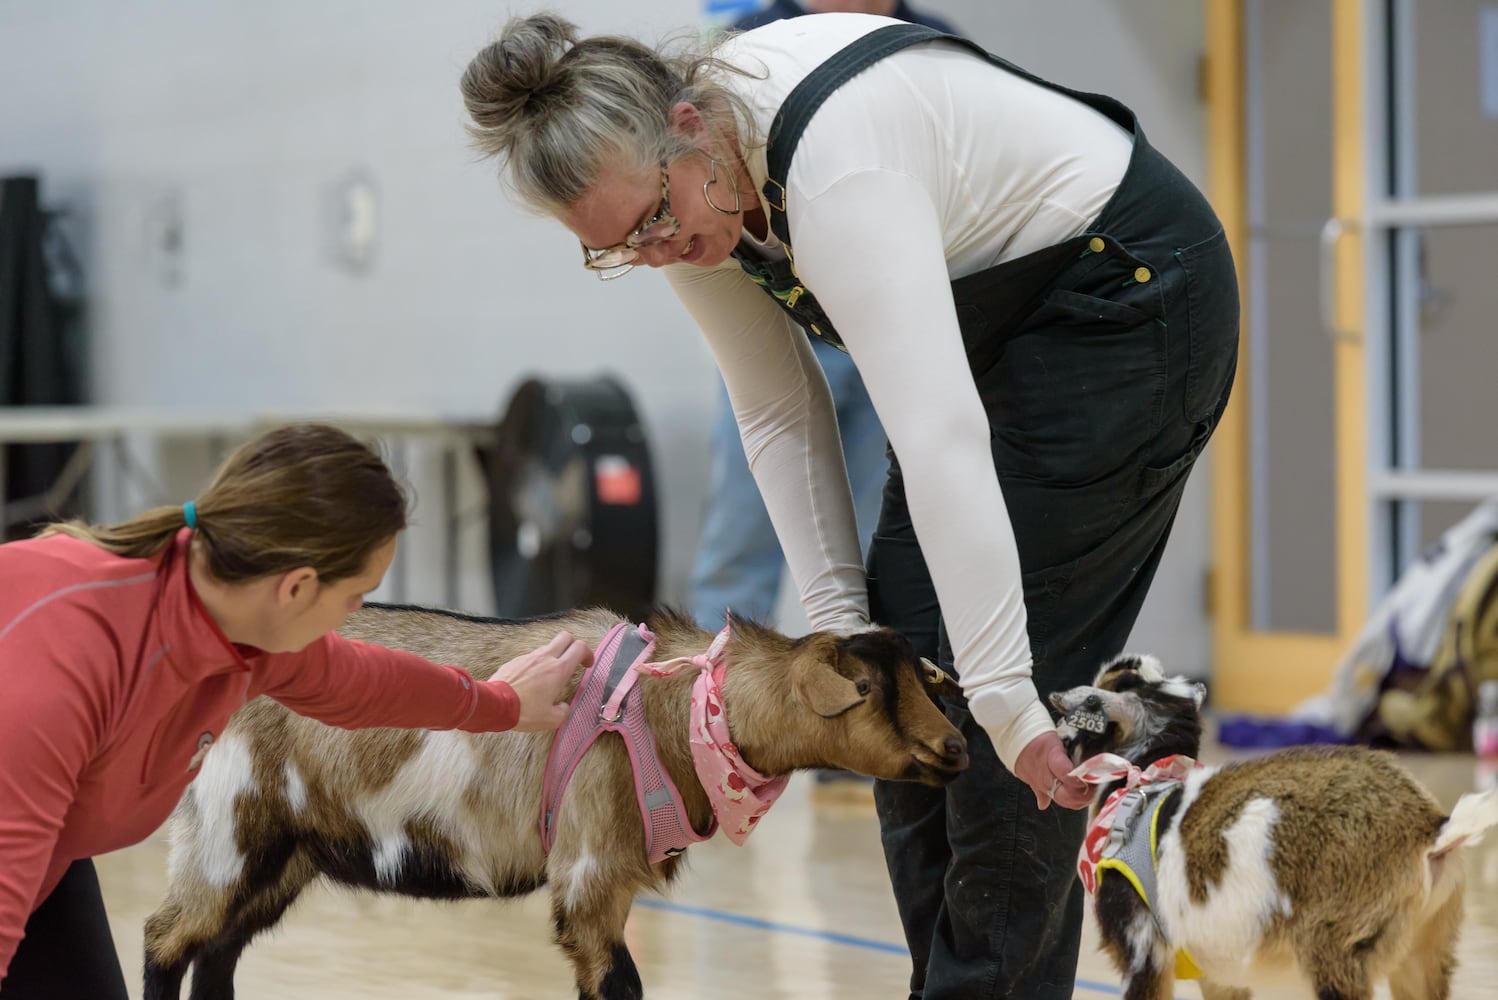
1204 0 1369 712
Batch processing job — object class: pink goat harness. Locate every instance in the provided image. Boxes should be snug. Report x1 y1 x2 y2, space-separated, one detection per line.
539 621 786 865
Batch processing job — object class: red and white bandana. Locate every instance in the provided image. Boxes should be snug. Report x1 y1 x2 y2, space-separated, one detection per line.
1070 752 1203 893
637 623 789 844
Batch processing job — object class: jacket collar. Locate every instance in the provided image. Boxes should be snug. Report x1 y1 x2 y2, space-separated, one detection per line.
154 528 263 681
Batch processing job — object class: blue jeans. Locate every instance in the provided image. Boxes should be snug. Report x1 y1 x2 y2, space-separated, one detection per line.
687 338 888 630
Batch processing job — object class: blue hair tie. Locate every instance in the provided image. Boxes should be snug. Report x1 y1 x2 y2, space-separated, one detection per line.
183 501 198 529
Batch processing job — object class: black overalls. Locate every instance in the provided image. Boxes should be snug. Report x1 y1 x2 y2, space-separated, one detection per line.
730 24 1239 999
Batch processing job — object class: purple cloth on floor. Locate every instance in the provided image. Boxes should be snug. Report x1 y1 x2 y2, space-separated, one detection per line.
1216 716 1352 749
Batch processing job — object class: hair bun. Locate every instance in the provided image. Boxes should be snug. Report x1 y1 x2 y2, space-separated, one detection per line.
461 13 579 153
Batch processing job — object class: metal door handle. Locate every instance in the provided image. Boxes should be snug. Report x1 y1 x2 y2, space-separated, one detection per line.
1319 217 1360 342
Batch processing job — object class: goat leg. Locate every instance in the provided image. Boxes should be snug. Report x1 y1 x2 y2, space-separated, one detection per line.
144 895 222 1000
1388 880 1463 1000
1094 882 1176 1000
144 838 313 1000
1096 887 1176 1000
1120 964 1176 1000
141 914 192 1000
1305 961 1374 1000
550 881 644 1000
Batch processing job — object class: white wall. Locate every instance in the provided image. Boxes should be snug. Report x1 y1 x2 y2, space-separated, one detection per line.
0 0 1212 673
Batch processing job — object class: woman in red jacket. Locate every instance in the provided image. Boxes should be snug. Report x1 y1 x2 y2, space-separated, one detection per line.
0 422 591 998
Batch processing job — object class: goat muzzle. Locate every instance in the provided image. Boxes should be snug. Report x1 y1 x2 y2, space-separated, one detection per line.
911 734 969 785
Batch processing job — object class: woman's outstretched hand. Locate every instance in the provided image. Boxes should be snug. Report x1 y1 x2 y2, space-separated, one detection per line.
1013 730 1092 810
491 630 592 731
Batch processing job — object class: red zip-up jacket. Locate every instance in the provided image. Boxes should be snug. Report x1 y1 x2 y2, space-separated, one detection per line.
0 529 520 978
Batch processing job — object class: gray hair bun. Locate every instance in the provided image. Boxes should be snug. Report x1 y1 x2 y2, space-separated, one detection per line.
461 13 580 158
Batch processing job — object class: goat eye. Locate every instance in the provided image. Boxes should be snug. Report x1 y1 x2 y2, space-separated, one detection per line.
855 678 870 697
1083 694 1102 711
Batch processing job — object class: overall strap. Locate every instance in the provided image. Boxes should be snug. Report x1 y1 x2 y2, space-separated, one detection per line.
761 22 1136 248
762 24 986 246
743 22 1139 350
738 24 980 347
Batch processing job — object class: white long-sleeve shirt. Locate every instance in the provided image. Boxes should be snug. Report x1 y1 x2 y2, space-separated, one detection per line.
665 13 1132 770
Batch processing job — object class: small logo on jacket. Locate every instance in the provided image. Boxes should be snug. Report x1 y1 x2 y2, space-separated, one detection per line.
188 732 215 771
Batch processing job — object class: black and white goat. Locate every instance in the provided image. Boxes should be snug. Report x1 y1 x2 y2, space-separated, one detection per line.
1051 653 1498 1000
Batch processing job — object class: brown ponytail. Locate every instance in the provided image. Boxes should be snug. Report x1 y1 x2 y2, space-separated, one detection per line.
40 423 409 584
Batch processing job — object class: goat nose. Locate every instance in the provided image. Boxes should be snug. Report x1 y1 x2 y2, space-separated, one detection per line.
943 735 966 759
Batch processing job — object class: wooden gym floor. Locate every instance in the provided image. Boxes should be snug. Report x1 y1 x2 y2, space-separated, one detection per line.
96 737 1498 999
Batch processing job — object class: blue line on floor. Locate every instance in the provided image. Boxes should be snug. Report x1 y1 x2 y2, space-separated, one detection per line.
634 897 908 954
633 897 1181 997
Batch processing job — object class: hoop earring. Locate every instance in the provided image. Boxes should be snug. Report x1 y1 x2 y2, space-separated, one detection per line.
702 157 742 215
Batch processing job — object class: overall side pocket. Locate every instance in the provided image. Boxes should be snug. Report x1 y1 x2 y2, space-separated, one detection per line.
1175 228 1240 423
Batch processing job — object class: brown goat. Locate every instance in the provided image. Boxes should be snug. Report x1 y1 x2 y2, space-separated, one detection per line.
142 604 968 1000
1052 653 1498 1000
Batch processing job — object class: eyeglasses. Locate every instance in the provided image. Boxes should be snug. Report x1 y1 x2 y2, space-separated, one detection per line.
579 162 680 280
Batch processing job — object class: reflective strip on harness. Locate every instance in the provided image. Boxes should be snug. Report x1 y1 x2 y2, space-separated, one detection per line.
1075 753 1205 981
1093 781 1203 981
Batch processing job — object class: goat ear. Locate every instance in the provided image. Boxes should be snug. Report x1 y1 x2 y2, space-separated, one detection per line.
1136 655 1167 684
1094 653 1140 685
797 665 867 718
794 641 868 718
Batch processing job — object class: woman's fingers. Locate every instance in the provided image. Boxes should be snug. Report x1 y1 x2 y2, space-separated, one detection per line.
498 632 594 731
1015 730 1094 811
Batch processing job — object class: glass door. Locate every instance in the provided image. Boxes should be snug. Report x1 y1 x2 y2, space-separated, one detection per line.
1209 0 1498 713
1207 0 1369 711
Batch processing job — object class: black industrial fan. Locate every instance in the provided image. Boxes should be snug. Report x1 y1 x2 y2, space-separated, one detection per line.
477 375 658 621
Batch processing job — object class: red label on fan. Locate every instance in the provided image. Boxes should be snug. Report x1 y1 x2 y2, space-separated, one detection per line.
595 455 642 505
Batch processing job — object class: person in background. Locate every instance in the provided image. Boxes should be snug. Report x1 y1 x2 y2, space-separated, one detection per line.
461 11 1237 996
688 0 957 633
0 422 589 998
688 0 965 800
